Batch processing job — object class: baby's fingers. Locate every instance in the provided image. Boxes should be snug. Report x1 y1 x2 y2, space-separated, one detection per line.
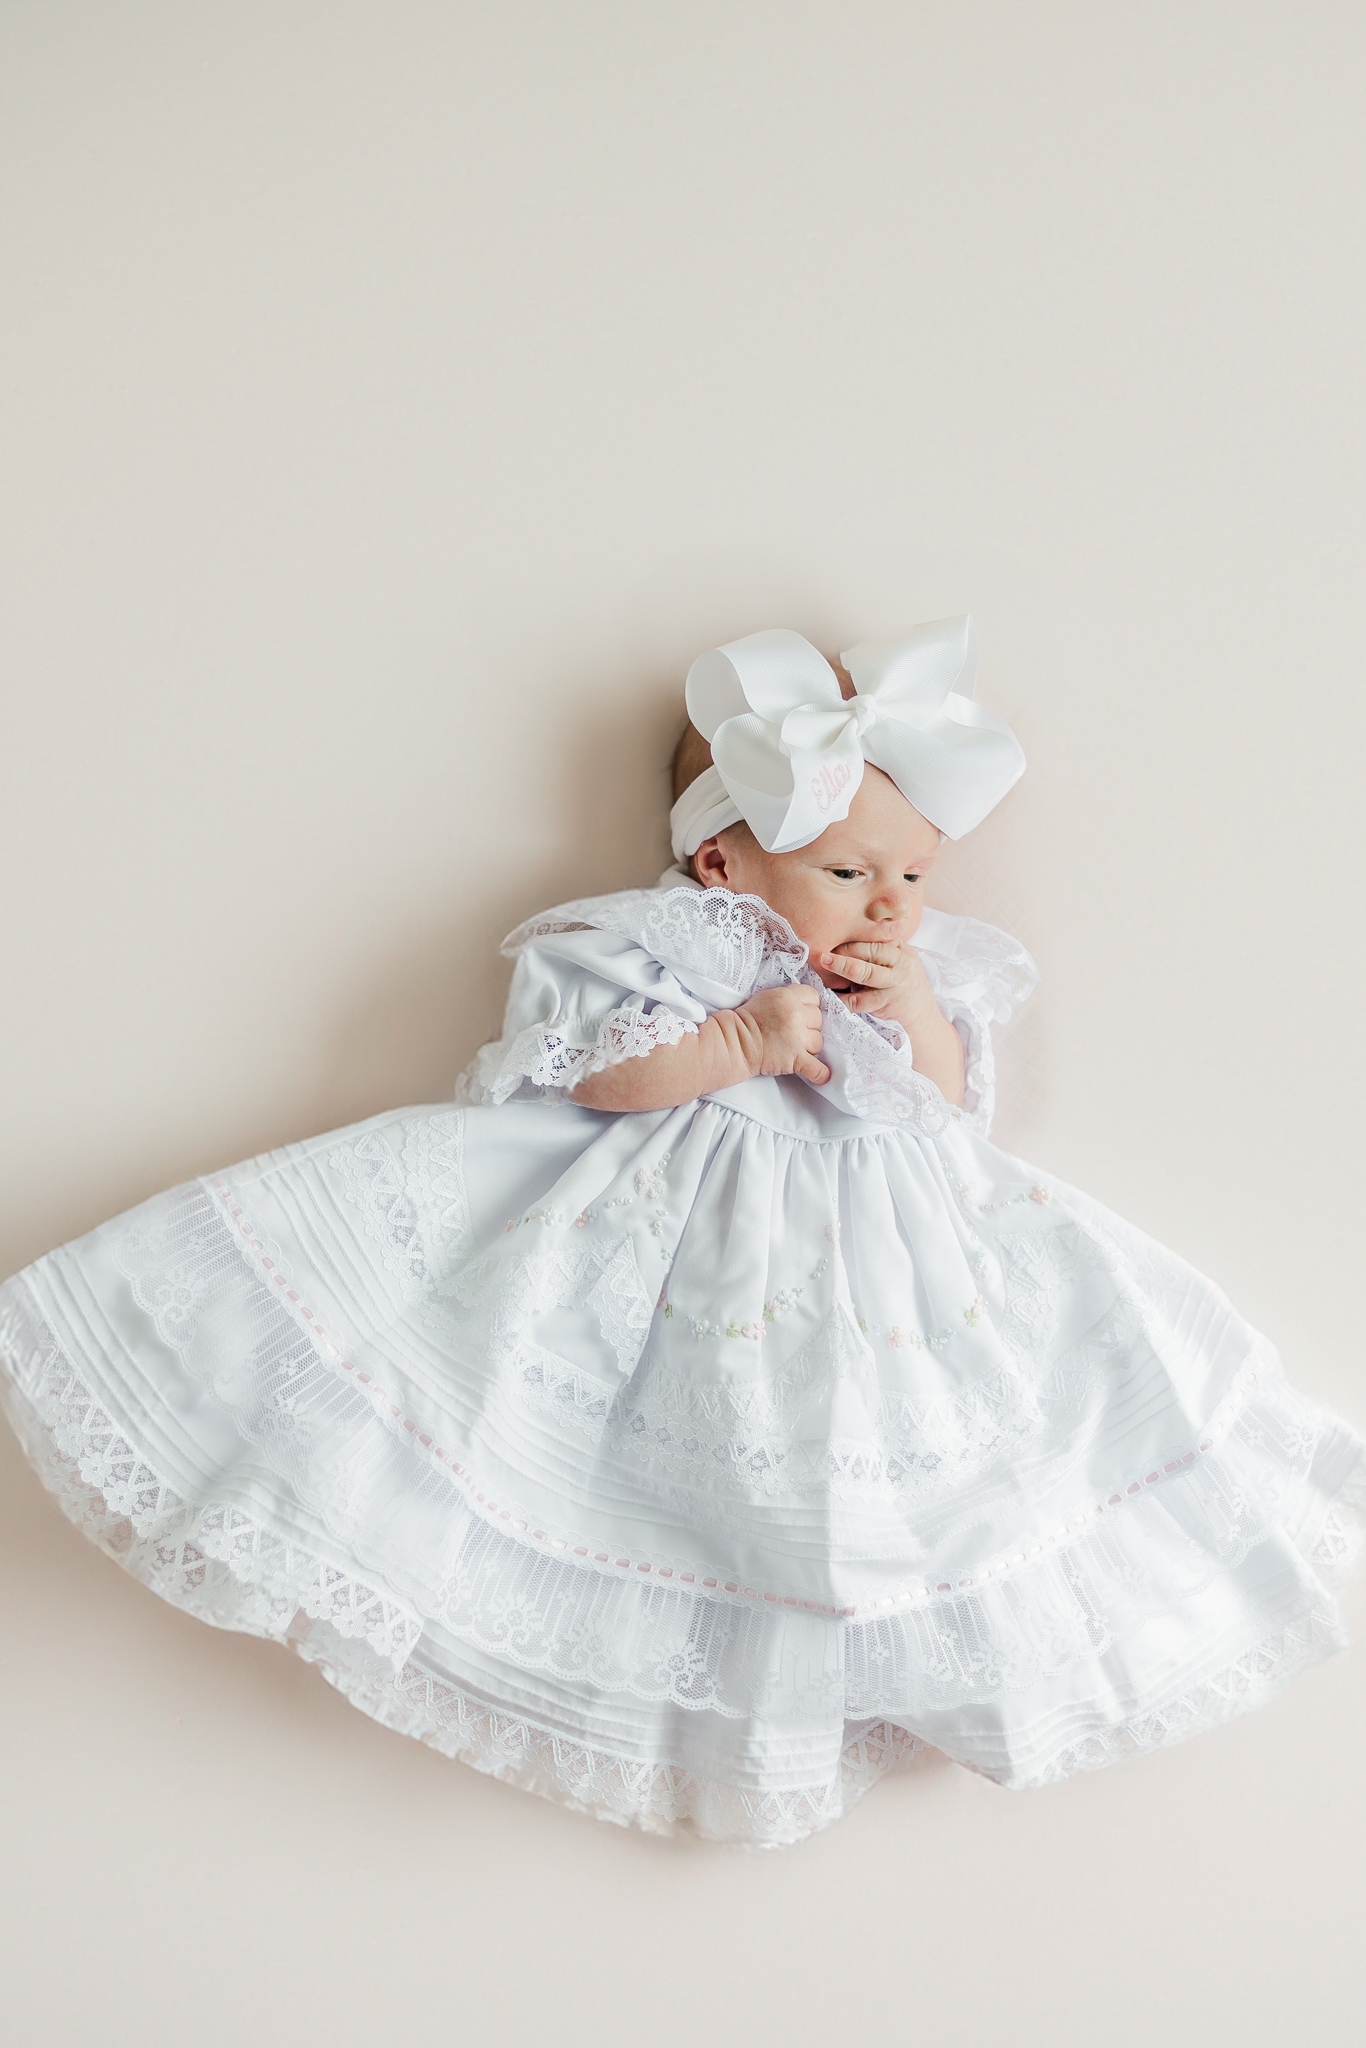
794 1049 832 1086
823 949 893 987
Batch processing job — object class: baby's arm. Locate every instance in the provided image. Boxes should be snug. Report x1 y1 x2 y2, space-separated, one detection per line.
571 986 830 1112
820 941 966 1108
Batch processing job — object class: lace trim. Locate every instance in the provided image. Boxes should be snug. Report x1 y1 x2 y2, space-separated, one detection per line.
329 1112 472 1321
503 886 955 1131
297 1621 925 1846
0 1276 824 1718
456 1002 697 1106
946 1008 995 1133
9 1221 1364 1643
815 985 953 1134
2 1270 1361 1833
92 1175 1366 1625
915 913 1037 1022
503 886 807 996
295 1595 1350 1827
488 886 1035 1137
0 1282 425 1666
1019 1604 1349 1787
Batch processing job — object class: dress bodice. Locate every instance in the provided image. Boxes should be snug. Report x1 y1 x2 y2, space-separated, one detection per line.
456 879 1037 1139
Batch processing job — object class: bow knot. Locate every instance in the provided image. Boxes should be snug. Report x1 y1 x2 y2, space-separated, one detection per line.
675 617 1025 856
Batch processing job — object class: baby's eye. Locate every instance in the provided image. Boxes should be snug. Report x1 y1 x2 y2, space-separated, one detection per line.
904 872 922 884
828 868 865 881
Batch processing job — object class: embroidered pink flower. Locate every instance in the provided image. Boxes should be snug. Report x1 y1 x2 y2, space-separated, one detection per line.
1030 1184 1051 1204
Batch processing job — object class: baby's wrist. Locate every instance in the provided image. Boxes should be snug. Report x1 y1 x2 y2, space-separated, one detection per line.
710 1006 765 1085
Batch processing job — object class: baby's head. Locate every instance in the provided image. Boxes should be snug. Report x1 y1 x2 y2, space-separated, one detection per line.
669 620 1023 985
672 709 943 991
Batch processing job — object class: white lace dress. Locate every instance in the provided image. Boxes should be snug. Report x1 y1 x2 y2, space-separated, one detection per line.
1 882 1360 1846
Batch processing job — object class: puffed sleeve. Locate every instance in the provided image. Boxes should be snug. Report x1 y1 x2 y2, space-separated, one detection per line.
912 909 1038 1135
455 926 707 1106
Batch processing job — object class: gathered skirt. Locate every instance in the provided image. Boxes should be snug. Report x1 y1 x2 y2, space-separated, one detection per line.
1 1090 1360 1845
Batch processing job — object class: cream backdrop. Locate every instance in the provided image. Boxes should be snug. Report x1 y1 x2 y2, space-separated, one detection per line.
2 4 1363 2044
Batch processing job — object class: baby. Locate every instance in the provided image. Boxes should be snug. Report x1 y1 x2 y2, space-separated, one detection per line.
2 614 1358 1849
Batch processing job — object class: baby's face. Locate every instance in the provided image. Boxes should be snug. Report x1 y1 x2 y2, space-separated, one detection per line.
696 766 943 989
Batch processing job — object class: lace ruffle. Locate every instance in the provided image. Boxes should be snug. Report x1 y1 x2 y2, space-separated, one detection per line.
496 885 1035 1137
296 1593 1351 1827
4 1239 1361 1835
296 1623 926 1846
503 886 805 998
915 913 1036 1134
507 885 955 1132
0 1282 426 1666
456 1002 697 1106
915 912 1037 1022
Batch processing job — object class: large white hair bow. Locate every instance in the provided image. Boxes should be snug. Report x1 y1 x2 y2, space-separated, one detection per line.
671 617 1024 859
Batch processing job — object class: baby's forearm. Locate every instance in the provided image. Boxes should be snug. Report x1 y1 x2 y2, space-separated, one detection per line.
897 1004 966 1107
571 1012 760 1111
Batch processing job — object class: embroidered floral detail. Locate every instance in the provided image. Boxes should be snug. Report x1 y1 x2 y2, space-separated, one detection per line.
660 1283 807 1344
634 1158 671 1201
958 1180 1056 1219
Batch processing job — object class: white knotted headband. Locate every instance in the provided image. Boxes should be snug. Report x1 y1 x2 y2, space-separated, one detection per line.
669 617 1025 861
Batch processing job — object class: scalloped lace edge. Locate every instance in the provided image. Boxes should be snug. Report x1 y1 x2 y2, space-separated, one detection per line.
1016 1600 1350 1787
3 1271 1363 1840
295 1621 927 1846
305 1595 1350 1835
0 1303 925 1844
456 1003 698 1106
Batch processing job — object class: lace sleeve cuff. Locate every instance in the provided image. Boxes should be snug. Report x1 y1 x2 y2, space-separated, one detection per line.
850 1007 994 1133
948 1008 996 1134
913 911 1036 1137
456 1003 699 1107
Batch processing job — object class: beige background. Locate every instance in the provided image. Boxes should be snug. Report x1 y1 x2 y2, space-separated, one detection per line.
2 4 1364 2042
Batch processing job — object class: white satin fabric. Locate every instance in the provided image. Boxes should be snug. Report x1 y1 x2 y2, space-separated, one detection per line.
672 618 1025 856
0 884 1360 1845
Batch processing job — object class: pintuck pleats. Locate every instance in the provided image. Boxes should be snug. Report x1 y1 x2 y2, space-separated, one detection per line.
1 886 1359 1843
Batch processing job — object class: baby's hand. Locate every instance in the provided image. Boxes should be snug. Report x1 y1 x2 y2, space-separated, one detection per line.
736 985 831 1086
820 939 938 1028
